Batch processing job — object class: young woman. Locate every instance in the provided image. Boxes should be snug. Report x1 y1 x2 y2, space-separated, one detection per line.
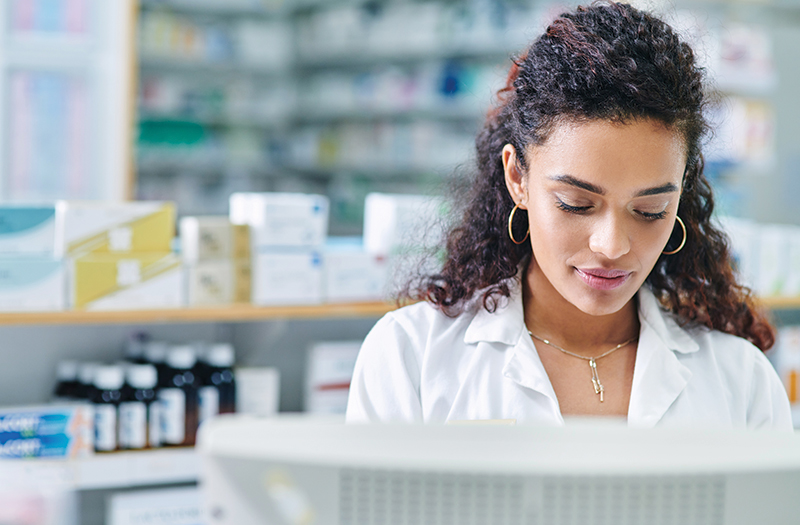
346 2 792 428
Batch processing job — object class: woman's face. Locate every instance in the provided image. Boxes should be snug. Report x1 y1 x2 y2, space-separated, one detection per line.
503 118 687 316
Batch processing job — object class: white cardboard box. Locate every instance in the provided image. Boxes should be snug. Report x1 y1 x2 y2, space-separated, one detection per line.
179 216 249 262
363 192 446 256
0 205 56 254
235 367 281 417
107 486 203 525
323 239 388 302
0 256 65 312
185 259 251 306
229 192 329 248
252 249 323 305
304 341 362 414
55 201 175 258
69 253 183 311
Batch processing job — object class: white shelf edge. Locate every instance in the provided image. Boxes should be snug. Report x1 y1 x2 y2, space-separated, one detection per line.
0 448 198 491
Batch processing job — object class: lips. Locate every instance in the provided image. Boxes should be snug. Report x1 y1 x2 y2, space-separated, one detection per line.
575 267 632 291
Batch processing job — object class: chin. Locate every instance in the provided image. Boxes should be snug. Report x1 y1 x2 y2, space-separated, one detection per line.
565 287 638 317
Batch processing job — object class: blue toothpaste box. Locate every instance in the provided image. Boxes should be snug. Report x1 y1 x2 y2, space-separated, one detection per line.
0 205 56 254
0 256 65 312
0 404 94 458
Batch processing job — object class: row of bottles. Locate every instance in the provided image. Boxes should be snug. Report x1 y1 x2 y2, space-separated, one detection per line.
54 341 236 451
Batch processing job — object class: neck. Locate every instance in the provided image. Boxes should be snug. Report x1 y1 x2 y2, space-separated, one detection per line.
522 259 640 356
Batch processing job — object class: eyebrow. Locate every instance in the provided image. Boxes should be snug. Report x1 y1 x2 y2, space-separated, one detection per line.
549 175 679 197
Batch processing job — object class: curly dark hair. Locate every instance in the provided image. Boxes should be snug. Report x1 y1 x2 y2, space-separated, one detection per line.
409 1 775 351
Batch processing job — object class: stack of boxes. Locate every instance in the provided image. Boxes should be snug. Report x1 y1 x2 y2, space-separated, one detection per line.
180 217 251 306
0 205 64 311
230 192 329 305
58 201 181 310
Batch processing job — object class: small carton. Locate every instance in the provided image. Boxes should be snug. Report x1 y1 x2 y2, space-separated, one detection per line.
0 205 56 254
70 252 183 310
363 192 447 256
179 216 250 262
0 256 65 312
252 249 323 306
229 192 329 248
55 201 175 258
323 238 388 303
0 404 94 458
185 259 251 306
304 341 361 414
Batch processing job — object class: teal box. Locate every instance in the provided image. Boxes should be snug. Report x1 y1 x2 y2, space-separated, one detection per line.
0 404 94 458
0 256 65 312
0 206 56 254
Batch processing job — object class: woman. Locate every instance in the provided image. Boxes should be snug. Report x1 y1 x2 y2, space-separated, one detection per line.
346 2 792 428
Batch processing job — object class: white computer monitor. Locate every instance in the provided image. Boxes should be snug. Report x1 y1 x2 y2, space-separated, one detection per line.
197 415 800 525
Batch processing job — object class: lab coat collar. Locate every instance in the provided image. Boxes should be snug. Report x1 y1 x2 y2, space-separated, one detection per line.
628 285 697 427
463 280 526 346
464 280 699 427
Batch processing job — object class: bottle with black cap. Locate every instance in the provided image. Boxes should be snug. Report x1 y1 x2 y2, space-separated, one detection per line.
53 360 81 401
92 365 124 452
159 345 199 447
77 362 101 401
198 343 236 424
124 332 150 364
119 364 159 450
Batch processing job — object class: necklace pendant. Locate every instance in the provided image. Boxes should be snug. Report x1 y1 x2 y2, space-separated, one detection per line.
589 358 605 402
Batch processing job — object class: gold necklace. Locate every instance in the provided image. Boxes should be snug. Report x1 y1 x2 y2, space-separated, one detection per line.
527 331 638 402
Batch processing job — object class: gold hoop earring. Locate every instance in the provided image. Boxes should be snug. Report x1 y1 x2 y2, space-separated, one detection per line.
508 203 530 245
662 216 687 255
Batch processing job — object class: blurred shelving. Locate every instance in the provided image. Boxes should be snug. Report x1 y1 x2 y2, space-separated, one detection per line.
0 302 397 326
0 448 197 491
139 55 288 76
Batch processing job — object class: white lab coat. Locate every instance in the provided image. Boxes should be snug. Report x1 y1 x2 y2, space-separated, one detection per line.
346 282 793 430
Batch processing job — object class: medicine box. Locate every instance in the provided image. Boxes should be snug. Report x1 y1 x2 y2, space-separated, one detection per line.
235 367 281 417
70 253 183 311
0 404 93 458
107 486 204 525
55 201 175 258
0 256 65 312
363 193 447 256
323 238 388 303
229 192 329 248
304 341 361 414
179 216 250 262
185 259 251 306
755 225 788 298
252 249 323 305
0 205 56 254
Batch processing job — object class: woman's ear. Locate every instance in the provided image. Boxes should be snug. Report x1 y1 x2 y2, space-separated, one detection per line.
502 144 527 208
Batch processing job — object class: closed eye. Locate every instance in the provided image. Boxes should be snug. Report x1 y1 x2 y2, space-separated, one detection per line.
636 210 667 220
556 198 592 214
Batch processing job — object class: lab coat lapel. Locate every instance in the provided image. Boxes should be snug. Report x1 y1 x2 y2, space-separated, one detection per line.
627 288 697 428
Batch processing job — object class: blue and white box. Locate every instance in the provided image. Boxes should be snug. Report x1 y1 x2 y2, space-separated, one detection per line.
0 205 56 254
0 256 65 312
229 192 329 248
323 238 388 303
0 404 94 458
252 249 323 305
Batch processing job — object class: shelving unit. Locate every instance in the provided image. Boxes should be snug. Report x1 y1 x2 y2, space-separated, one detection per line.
1 448 197 491
0 302 398 326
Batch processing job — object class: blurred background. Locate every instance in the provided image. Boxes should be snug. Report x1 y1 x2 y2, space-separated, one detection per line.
1 0 800 523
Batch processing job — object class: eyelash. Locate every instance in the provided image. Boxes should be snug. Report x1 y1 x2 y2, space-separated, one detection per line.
556 199 667 221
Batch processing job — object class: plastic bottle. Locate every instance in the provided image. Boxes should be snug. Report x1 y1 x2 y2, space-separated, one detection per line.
159 346 199 447
119 364 159 450
76 362 101 401
53 360 81 401
124 332 150 364
198 343 236 425
92 365 124 452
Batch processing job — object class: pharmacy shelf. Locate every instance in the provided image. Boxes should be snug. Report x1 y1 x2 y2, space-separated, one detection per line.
139 111 288 130
758 297 800 310
139 56 287 76
0 302 397 326
140 0 283 17
0 448 198 491
294 106 484 124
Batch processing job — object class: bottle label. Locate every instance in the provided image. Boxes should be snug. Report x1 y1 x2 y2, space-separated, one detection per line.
160 388 185 444
119 401 147 449
95 404 117 452
199 386 220 425
149 400 162 448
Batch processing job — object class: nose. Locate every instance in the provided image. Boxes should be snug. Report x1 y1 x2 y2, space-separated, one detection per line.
588 213 631 260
